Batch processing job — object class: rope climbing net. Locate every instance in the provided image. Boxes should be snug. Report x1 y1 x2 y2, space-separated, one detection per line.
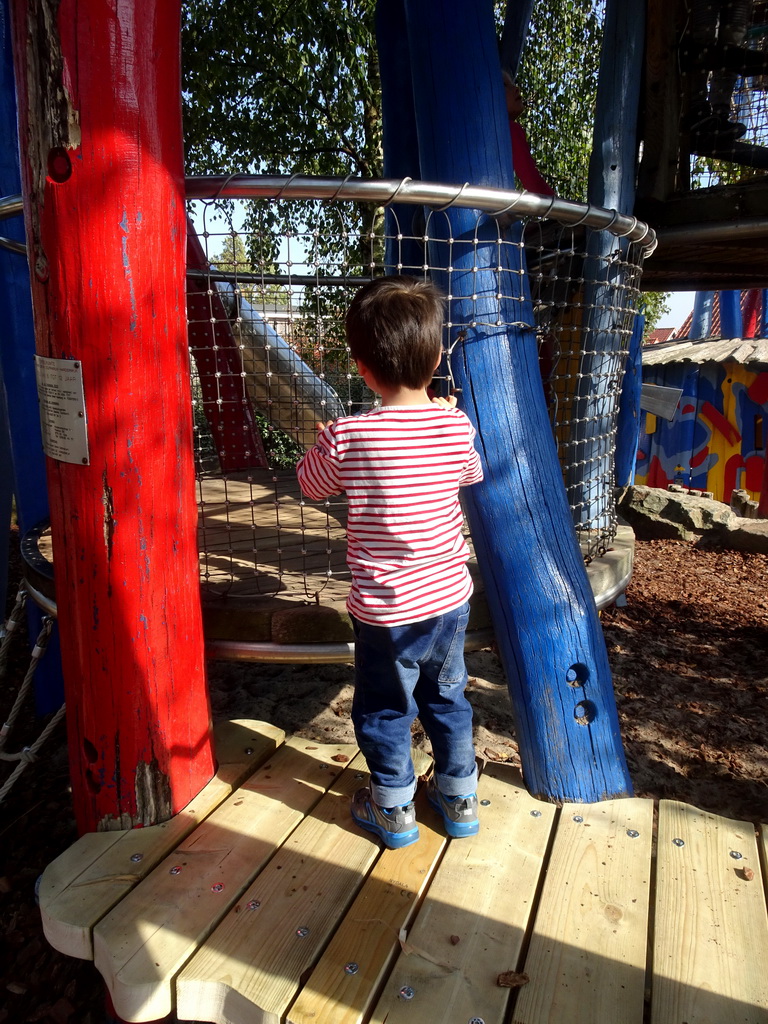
185 176 655 603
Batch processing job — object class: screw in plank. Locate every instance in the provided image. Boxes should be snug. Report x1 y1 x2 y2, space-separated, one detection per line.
626 830 640 839
246 900 261 910
530 809 541 817
399 986 415 1000
729 850 743 859
211 883 225 893
572 815 584 823
480 799 491 806
169 865 182 875
344 963 359 975
296 927 310 938
672 838 685 847
244 747 254 755
130 853 143 862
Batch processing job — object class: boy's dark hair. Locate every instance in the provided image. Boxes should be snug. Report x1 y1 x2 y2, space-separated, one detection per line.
345 276 444 390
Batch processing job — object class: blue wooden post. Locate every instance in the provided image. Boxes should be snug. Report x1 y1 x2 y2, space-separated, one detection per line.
375 1 423 276
0 0 63 712
615 314 645 488
570 0 646 527
761 291 768 337
499 0 535 76
691 291 715 338
719 289 742 338
396 0 631 801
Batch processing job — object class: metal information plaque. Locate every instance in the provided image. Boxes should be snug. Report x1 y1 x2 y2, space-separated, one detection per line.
34 355 90 465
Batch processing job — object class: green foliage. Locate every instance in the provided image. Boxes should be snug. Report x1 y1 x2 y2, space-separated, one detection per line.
514 0 605 202
182 0 381 179
638 291 672 340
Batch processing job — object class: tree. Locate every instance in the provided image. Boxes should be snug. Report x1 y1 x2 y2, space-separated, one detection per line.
182 1 381 178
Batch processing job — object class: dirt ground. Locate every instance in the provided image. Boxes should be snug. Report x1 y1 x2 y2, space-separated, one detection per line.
0 535 766 1023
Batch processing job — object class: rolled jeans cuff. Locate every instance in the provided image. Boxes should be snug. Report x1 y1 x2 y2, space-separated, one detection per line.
435 763 478 797
370 780 417 808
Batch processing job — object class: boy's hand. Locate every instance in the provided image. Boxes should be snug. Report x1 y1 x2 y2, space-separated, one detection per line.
316 420 334 433
430 394 457 409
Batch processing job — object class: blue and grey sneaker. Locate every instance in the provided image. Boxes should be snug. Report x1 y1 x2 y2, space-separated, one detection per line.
351 787 419 849
427 777 479 838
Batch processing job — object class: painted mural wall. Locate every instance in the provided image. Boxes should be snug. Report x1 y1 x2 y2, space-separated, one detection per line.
635 360 768 504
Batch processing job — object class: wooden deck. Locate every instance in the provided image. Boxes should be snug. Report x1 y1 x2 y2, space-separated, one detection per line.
38 720 768 1024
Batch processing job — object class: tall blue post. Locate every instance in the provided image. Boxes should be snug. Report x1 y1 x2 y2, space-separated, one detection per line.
570 0 647 526
691 291 715 338
615 314 645 488
0 0 63 712
390 0 632 801
719 289 742 339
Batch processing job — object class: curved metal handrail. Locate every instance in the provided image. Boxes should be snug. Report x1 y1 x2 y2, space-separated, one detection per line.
185 174 658 251
0 176 659 255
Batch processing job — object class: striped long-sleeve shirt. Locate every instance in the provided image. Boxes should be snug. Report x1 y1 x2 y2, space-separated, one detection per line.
296 404 483 626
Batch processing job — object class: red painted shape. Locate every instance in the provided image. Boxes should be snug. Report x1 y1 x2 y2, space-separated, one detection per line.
723 454 745 503
682 403 695 415
747 372 768 406
745 454 764 491
690 445 709 469
646 455 670 489
700 400 741 447
10 0 214 833
186 223 268 471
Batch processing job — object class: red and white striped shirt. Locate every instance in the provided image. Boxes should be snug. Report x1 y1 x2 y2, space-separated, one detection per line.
297 404 483 626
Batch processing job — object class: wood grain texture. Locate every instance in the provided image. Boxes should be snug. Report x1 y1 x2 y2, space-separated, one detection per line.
512 798 654 1024
176 752 380 1024
370 763 556 1024
651 800 768 1024
94 739 355 1022
39 720 283 960
288 786 445 1024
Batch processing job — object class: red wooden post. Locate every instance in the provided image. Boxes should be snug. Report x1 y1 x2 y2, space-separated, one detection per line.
10 0 215 833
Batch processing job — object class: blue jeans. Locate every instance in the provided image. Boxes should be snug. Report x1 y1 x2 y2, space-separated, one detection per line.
351 601 478 807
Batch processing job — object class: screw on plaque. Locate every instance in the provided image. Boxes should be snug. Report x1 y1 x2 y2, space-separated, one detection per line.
169 865 182 875
399 986 415 1000
296 927 310 938
130 853 144 862
626 829 640 839
344 962 359 975
672 838 685 847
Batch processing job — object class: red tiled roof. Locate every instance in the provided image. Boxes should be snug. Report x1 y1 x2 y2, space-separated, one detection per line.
646 327 676 345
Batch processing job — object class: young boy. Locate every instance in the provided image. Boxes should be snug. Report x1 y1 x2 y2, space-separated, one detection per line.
296 276 483 849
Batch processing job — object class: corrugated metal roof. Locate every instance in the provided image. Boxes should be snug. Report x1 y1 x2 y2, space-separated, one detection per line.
642 336 768 366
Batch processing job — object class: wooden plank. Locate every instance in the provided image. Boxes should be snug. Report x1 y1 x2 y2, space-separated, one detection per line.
651 800 768 1024
39 719 283 960
369 763 557 1024
176 751 405 1024
93 738 357 1023
287 786 447 1024
512 797 654 1024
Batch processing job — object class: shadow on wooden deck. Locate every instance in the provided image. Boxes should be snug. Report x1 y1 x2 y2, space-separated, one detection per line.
37 720 768 1024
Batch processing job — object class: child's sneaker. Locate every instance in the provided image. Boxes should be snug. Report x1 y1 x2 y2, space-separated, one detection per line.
427 777 479 838
351 788 419 849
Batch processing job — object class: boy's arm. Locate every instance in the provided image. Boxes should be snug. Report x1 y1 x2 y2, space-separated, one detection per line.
296 423 343 500
460 423 484 486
